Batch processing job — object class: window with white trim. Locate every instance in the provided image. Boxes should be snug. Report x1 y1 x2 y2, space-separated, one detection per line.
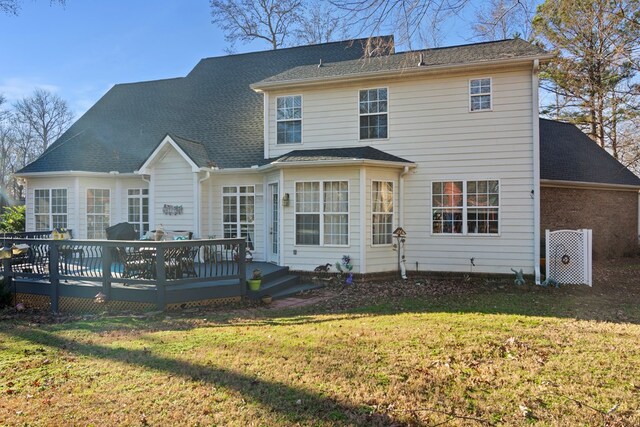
87 189 110 239
127 188 149 238
359 88 387 139
34 189 67 231
276 95 302 144
372 181 393 245
432 180 499 235
469 78 491 111
222 186 255 250
295 181 348 246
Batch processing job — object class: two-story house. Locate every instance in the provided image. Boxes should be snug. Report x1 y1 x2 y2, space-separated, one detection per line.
17 36 639 281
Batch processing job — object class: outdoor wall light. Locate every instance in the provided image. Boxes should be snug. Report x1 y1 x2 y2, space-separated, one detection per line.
282 193 290 207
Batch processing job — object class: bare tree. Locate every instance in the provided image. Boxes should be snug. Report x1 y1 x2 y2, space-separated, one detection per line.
472 0 535 42
295 2 350 45
12 88 73 154
330 0 472 49
210 0 304 49
1 0 65 15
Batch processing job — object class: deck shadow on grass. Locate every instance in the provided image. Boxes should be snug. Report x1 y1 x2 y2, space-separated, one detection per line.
8 327 405 426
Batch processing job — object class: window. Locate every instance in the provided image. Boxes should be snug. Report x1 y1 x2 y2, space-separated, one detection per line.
276 95 302 144
359 88 388 139
372 181 393 245
128 189 149 238
469 78 491 111
295 181 348 246
432 180 499 235
87 189 110 239
222 186 255 249
34 189 67 231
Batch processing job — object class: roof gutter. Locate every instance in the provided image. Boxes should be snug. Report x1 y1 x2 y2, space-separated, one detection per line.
540 179 640 191
252 54 555 92
15 171 139 178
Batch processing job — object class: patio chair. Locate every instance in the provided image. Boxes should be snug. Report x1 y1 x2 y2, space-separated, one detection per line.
179 246 199 278
116 247 154 279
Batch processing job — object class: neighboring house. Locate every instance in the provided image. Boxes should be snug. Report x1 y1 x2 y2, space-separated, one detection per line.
19 36 634 281
540 118 640 259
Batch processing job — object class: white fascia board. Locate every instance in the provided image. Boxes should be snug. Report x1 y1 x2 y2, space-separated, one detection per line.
265 159 416 170
251 54 554 92
138 135 200 174
15 171 139 178
541 179 640 192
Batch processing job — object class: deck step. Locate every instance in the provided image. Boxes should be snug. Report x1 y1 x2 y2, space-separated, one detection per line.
247 274 299 299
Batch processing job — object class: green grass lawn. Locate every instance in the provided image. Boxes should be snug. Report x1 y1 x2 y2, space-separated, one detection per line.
1 261 639 426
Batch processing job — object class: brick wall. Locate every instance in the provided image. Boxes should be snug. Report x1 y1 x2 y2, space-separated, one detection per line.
541 186 639 259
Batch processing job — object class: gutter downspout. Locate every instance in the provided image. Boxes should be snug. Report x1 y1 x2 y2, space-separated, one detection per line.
532 59 541 285
398 166 410 228
196 171 212 238
398 166 410 279
142 174 154 231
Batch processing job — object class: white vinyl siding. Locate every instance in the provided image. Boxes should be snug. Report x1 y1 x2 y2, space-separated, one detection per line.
266 66 535 274
153 148 194 232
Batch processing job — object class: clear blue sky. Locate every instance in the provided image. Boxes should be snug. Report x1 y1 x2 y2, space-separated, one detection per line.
1 1 539 118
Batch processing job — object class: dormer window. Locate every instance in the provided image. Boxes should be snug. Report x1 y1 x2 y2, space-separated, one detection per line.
277 95 302 144
359 88 388 139
469 78 492 111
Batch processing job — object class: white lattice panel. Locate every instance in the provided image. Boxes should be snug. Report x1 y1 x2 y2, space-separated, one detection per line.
545 229 592 286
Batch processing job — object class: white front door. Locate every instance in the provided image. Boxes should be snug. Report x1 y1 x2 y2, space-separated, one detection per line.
267 182 279 263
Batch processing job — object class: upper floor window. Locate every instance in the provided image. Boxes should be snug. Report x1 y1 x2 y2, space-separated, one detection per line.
277 95 302 144
34 189 67 231
359 88 388 139
432 180 499 235
87 189 110 239
469 78 491 111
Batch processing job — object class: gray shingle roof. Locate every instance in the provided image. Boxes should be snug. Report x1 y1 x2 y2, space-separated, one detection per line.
269 146 413 164
168 134 210 168
252 39 549 88
18 37 383 174
540 118 640 187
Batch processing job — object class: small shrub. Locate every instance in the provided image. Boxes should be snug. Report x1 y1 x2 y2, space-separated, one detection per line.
0 205 25 233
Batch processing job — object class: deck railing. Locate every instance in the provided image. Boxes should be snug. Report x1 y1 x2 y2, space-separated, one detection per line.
1 237 247 312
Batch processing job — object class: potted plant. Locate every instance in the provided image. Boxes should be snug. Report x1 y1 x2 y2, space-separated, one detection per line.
247 268 262 291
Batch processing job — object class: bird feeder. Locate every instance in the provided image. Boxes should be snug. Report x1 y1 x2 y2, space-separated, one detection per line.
393 227 408 279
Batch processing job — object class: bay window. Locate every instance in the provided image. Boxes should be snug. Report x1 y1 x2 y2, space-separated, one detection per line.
372 181 393 245
296 181 348 246
87 189 110 239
